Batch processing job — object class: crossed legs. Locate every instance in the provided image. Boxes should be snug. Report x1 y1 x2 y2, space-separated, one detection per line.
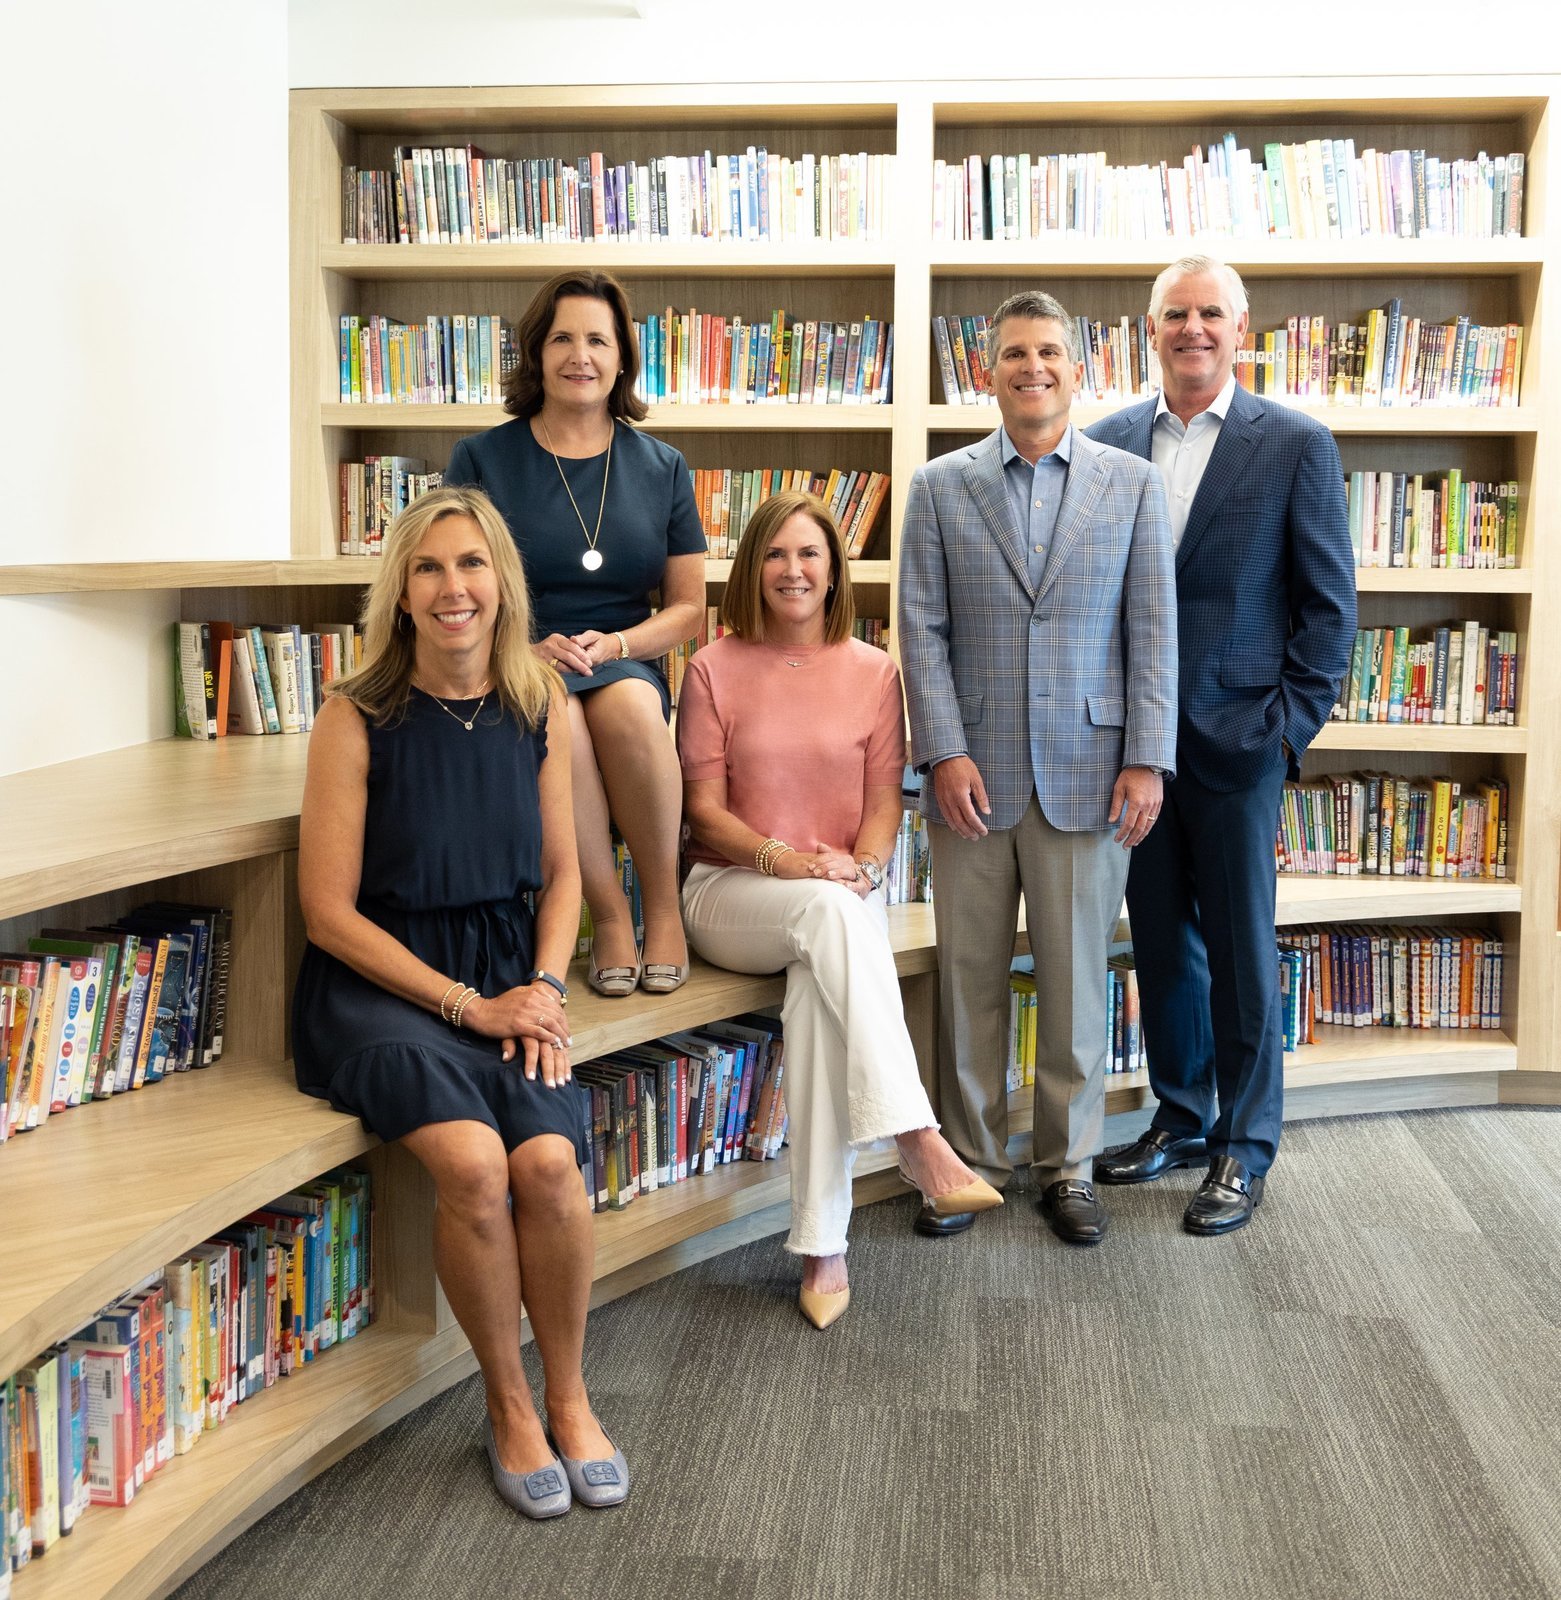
568 681 687 975
399 1121 613 1474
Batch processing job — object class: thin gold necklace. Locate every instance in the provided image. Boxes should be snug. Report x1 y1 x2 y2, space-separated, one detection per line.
422 681 490 731
539 416 613 571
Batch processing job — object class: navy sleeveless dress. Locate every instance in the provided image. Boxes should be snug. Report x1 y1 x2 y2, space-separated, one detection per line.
443 419 708 718
292 688 588 1159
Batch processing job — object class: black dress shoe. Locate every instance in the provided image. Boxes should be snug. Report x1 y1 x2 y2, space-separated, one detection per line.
1183 1155 1265 1236
913 1203 975 1237
1094 1127 1208 1185
1037 1181 1108 1246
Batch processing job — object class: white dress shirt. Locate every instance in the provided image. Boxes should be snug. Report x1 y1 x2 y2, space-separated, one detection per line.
1151 373 1237 547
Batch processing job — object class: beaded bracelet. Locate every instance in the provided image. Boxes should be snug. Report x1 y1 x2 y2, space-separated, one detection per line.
450 987 479 1029
438 979 465 1022
755 837 793 876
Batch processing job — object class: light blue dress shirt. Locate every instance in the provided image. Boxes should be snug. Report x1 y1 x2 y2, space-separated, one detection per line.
999 424 1072 589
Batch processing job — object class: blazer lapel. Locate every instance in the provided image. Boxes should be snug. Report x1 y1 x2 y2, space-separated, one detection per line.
1176 387 1264 571
1036 434 1108 600
963 433 1035 597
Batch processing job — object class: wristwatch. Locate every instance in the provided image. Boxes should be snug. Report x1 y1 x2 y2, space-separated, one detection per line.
528 969 569 1002
856 857 886 892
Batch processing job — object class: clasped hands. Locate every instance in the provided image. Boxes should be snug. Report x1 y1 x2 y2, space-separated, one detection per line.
933 755 1163 848
460 981 573 1085
535 631 622 676
770 845 873 899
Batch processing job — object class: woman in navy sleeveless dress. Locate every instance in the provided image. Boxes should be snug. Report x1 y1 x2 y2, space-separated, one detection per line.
293 485 628 1518
444 270 705 1001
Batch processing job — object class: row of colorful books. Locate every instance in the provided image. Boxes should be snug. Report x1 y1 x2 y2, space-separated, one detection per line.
342 148 894 247
2 1169 370 1573
1347 471 1518 570
1007 954 1150 1093
578 1018 789 1212
1280 925 1504 1031
632 312 893 407
339 457 444 557
688 466 890 561
1238 309 1522 409
933 139 1525 243
1 904 229 1146
1275 775 1508 881
337 312 516 406
175 621 362 739
1335 622 1519 727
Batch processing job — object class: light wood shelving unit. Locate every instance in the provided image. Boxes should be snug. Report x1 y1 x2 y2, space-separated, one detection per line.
4 73 1558 1598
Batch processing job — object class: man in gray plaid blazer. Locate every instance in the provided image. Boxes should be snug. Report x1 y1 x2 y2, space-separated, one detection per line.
899 291 1177 1246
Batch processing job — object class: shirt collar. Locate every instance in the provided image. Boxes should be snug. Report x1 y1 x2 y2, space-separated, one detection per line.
1153 371 1238 425
999 423 1074 467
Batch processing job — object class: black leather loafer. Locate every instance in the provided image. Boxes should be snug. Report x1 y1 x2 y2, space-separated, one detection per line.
1094 1128 1208 1185
1037 1180 1108 1246
913 1203 976 1237
1183 1155 1265 1236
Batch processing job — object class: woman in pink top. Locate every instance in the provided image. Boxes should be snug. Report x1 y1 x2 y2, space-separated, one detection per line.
678 491 1002 1330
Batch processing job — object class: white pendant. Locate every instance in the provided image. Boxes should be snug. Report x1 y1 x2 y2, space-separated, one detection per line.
582 549 604 571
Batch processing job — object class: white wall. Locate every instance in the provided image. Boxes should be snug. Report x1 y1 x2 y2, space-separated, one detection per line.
0 0 288 774
290 0 1561 86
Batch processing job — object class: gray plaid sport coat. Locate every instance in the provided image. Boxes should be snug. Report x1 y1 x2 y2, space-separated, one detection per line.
899 426 1177 833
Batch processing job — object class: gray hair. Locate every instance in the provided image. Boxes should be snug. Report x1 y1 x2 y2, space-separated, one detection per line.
986 290 1080 367
1148 255 1249 323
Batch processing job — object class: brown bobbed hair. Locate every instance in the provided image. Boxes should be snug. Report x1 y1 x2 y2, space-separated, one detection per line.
719 491 855 646
329 485 559 729
501 270 648 423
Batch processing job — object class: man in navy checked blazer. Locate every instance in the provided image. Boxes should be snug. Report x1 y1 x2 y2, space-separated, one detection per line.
1088 255 1356 1234
899 291 1176 1247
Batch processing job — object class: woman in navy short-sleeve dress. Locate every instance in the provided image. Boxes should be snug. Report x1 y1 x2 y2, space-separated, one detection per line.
293 484 628 1519
445 271 705 1000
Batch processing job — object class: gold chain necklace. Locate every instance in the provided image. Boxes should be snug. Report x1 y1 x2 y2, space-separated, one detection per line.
422 682 491 731
539 416 613 571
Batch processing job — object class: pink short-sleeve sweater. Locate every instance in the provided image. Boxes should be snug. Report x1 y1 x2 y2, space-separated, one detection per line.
677 635 907 867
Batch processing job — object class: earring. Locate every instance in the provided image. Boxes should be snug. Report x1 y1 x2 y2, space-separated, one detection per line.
396 609 412 633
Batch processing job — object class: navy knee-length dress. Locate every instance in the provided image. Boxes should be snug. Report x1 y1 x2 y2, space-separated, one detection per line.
291 688 588 1158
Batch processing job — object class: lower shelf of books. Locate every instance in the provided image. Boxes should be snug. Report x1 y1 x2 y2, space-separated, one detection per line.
1007 1025 1517 1124
0 1057 373 1382
12 1318 474 1600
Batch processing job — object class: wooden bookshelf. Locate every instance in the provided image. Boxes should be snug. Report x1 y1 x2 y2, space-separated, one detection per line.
4 72 1558 1599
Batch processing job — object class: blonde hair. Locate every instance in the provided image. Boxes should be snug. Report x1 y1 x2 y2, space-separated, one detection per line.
719 491 854 645
331 485 559 728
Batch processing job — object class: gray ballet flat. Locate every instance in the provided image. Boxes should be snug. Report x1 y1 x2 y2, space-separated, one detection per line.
550 1435 630 1508
485 1418 571 1519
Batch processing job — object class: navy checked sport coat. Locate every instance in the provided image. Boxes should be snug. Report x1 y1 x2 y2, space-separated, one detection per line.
1086 385 1357 793
898 427 1177 834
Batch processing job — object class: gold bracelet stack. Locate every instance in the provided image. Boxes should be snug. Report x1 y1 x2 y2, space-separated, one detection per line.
755 837 793 875
441 981 479 1027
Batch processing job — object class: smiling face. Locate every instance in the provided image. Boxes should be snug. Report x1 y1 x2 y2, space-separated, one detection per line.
539 294 621 418
760 510 835 645
398 513 501 678
1148 268 1248 407
989 315 1082 447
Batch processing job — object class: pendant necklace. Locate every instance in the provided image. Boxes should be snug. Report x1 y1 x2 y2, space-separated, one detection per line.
540 416 613 571
771 641 823 669
423 682 490 731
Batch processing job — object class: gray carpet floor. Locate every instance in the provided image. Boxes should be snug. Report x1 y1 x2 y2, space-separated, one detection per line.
175 1106 1561 1600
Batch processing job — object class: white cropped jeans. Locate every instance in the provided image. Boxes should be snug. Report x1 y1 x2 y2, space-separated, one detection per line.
681 862 937 1256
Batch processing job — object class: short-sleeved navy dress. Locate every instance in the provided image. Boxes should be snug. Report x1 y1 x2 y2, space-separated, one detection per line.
292 689 588 1159
443 418 707 717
